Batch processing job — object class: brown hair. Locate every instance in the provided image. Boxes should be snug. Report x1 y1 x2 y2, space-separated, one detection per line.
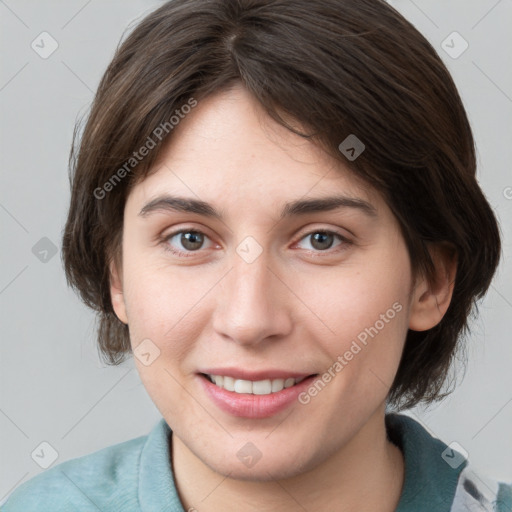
62 0 501 409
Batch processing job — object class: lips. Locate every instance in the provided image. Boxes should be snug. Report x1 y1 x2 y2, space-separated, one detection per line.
197 368 319 418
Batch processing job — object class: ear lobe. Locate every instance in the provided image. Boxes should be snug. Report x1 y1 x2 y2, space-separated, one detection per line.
109 259 128 325
408 243 457 332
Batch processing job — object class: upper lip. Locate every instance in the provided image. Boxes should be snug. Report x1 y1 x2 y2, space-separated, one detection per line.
198 368 316 381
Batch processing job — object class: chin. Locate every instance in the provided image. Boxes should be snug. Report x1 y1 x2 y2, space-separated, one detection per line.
213 463 304 483
201 449 316 483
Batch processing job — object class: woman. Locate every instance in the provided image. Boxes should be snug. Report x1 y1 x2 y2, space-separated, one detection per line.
3 0 510 510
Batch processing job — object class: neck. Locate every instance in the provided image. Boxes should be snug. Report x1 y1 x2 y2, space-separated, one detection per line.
172 406 404 512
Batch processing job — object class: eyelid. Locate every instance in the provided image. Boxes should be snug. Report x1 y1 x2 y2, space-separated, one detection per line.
293 224 352 243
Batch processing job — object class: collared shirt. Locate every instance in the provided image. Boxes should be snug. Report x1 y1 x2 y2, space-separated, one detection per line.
2 414 510 511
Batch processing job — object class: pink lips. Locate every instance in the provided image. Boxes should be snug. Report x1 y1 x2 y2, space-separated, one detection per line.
197 371 317 419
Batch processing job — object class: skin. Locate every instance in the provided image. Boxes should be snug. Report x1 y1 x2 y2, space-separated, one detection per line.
110 83 456 511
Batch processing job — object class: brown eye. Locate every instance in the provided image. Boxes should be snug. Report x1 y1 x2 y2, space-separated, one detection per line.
309 232 336 251
163 229 214 257
296 230 349 253
296 229 353 257
179 231 205 251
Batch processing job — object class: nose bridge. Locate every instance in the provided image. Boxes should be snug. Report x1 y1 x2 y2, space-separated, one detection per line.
212 244 291 345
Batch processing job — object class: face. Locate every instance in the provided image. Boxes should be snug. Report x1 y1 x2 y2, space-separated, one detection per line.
111 83 420 481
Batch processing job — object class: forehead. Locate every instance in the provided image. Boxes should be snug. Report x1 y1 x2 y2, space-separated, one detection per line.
126 84 384 216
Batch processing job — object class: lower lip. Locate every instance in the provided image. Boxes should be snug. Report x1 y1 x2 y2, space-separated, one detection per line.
198 374 318 418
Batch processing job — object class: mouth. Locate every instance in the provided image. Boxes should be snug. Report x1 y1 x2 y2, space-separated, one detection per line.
197 367 320 418
200 373 318 395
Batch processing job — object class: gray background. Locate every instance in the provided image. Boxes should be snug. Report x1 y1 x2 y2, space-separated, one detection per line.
1 0 511 504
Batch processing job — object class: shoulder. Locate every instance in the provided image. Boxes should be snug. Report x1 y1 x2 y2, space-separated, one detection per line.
386 413 512 512
1 431 149 512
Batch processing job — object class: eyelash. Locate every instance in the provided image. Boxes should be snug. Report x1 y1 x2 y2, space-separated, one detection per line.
160 227 352 259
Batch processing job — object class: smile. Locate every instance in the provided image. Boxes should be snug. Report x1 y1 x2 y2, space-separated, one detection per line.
198 371 319 418
204 374 308 395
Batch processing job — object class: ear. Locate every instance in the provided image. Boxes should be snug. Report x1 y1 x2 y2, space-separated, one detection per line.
408 243 457 331
109 258 128 325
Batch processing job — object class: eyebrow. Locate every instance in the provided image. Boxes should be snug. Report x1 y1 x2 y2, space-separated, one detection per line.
138 194 378 220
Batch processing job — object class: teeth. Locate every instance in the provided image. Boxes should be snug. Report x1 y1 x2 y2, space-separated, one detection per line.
212 375 224 387
271 378 284 392
284 377 295 388
207 374 307 395
223 376 235 391
234 379 253 394
252 379 272 395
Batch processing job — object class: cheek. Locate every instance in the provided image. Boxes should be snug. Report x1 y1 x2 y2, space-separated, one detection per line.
121 260 214 357
309 259 410 339
123 270 170 340
303 246 411 388
122 264 206 415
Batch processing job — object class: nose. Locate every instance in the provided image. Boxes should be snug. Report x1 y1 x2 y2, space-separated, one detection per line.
212 251 293 347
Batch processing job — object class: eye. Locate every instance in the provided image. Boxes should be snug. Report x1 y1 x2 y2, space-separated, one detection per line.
295 229 351 255
163 228 215 257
